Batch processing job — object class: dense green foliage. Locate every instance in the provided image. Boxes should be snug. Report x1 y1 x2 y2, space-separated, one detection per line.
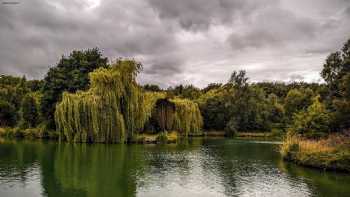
19 93 40 128
54 60 203 143
0 100 17 127
40 48 108 129
321 39 350 131
280 39 350 172
1 38 349 144
55 60 143 143
289 96 331 138
195 72 287 136
284 88 314 119
143 84 162 92
0 75 37 127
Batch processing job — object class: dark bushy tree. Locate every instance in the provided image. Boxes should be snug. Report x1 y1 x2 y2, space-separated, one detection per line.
0 100 17 127
284 88 314 119
321 39 350 131
40 48 108 128
143 84 162 92
19 94 39 128
289 96 330 138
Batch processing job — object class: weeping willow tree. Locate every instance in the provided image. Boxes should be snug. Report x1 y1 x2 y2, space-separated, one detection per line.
143 94 203 136
55 60 145 143
171 98 203 136
55 59 203 143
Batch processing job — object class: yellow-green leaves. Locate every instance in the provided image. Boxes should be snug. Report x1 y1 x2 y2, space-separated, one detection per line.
55 60 203 143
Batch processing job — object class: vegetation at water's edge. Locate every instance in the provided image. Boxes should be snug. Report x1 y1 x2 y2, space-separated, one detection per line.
281 133 350 172
0 37 349 170
279 38 350 172
54 60 203 143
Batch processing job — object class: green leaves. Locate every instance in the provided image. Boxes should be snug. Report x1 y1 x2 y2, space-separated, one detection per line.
41 48 108 129
19 93 39 128
55 59 204 143
289 95 331 138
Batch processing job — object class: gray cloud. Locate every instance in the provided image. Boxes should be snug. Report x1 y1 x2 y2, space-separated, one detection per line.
147 0 276 31
228 6 318 50
0 0 350 87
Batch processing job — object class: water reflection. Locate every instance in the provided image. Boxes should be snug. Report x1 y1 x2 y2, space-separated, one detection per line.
0 139 349 197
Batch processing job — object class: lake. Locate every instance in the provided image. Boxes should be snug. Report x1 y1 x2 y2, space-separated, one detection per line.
0 138 349 197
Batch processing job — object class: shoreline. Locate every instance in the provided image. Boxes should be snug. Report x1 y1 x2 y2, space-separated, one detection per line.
280 134 350 173
0 127 280 144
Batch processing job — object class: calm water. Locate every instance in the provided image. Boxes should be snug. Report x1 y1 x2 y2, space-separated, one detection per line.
0 138 349 197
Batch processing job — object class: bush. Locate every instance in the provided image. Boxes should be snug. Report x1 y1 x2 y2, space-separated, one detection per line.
0 100 17 127
289 95 331 138
225 118 237 137
19 94 39 128
156 132 168 144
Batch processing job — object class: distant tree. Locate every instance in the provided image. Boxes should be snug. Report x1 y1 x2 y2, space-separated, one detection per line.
321 38 350 131
26 80 43 92
181 85 201 100
169 84 201 100
0 75 28 110
143 84 161 92
202 83 222 93
228 70 248 89
19 94 39 128
40 48 108 128
284 88 314 119
321 52 343 97
331 73 350 130
289 96 330 138
171 85 184 96
0 75 23 87
200 94 229 130
267 93 285 124
0 100 17 127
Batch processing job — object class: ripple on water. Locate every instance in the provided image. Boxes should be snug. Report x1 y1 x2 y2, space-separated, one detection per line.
0 139 350 197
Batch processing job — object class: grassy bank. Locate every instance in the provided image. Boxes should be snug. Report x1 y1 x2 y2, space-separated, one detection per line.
131 131 179 144
0 128 180 144
0 127 283 143
280 134 350 172
203 130 282 138
0 127 60 140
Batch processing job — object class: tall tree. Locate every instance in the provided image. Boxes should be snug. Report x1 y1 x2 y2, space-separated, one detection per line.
40 48 108 128
0 100 17 127
321 39 350 131
19 94 39 128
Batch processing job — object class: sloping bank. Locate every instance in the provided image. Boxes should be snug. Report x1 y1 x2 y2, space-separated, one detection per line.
280 134 350 172
54 60 203 143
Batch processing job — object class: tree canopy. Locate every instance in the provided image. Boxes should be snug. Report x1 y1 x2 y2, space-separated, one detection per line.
40 48 108 128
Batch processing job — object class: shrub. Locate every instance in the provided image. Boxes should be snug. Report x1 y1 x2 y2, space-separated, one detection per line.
289 95 331 138
156 132 168 144
225 118 237 137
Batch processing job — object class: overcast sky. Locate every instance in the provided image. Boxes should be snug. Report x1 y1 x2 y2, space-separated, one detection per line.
0 0 350 88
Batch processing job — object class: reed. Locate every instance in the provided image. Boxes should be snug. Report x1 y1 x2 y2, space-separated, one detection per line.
281 133 350 172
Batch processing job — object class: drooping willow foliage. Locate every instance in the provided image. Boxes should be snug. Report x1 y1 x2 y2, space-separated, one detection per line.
171 98 203 136
55 60 144 143
55 60 203 143
143 94 203 136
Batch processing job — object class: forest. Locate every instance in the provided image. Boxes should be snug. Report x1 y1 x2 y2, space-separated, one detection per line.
0 38 349 171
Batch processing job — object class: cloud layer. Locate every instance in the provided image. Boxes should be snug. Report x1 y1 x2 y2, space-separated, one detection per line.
0 0 350 87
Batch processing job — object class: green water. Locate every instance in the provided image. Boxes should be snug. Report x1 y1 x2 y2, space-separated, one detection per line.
0 138 349 197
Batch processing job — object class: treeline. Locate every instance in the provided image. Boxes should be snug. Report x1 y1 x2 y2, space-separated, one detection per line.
146 38 350 138
0 38 349 139
0 48 108 137
145 73 328 136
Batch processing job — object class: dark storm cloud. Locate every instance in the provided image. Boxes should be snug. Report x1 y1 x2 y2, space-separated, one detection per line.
0 0 181 80
0 0 350 87
146 0 276 31
228 7 318 50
